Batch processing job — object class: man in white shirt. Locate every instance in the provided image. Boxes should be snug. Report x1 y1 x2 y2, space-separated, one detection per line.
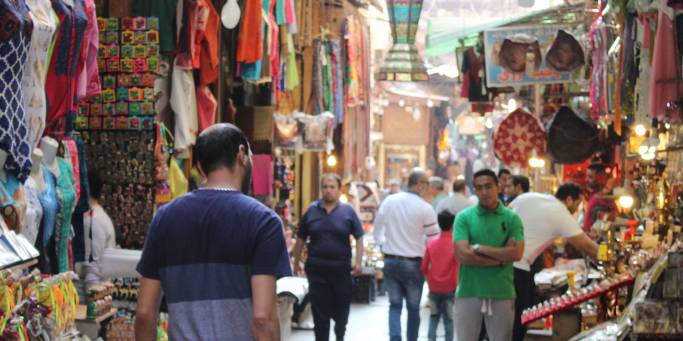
436 179 473 216
374 168 440 341
507 183 598 341
82 171 117 289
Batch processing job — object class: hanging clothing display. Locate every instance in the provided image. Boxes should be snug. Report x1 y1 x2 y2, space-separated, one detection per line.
37 165 58 273
22 175 43 246
236 0 263 63
649 8 681 121
22 0 57 151
77 0 100 100
461 47 490 103
0 0 33 182
297 112 335 151
132 0 177 53
45 0 89 130
198 0 219 86
54 157 76 273
0 175 26 231
196 85 217 133
311 38 343 123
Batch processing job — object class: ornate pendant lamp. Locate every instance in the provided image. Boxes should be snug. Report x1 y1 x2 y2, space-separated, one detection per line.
378 0 429 82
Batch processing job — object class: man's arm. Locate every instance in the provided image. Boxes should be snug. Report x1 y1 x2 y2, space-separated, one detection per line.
291 238 305 275
251 275 280 341
353 236 364 276
135 277 162 341
420 247 430 275
566 233 599 259
476 239 525 263
454 240 505 267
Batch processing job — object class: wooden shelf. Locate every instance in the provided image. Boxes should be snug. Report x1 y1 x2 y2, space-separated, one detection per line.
0 258 38 273
522 277 635 325
76 305 117 323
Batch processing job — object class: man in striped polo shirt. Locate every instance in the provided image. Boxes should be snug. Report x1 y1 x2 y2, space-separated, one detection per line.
135 123 291 340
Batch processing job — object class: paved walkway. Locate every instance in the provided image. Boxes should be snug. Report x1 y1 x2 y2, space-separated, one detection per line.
289 288 449 341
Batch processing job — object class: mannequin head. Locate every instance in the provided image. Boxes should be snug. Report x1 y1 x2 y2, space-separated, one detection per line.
30 149 43 177
39 137 58 166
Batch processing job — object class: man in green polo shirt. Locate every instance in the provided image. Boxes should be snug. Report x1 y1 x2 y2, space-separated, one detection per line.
453 169 525 341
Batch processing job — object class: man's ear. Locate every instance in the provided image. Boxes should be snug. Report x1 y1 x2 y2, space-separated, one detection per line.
197 163 207 178
238 145 248 165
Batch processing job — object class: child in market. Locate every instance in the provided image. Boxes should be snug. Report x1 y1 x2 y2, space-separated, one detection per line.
421 211 458 341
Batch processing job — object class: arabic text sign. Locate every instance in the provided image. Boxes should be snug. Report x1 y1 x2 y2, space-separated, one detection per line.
484 25 571 87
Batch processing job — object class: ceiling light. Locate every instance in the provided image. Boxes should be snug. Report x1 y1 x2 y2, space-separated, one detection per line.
634 124 647 137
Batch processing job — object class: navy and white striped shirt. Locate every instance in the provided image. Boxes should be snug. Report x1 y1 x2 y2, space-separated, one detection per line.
137 190 291 341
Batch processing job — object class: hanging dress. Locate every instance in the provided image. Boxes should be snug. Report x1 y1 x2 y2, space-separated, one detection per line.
22 175 44 246
54 157 76 273
45 0 89 131
22 0 57 151
37 165 58 274
649 8 681 121
0 0 33 182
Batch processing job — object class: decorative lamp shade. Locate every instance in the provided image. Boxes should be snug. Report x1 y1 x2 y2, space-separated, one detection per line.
493 108 546 168
378 0 429 82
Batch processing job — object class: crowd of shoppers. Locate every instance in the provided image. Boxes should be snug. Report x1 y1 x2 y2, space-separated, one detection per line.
133 123 605 341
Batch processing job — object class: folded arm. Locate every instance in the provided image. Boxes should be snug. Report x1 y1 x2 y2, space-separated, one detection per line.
476 238 524 263
454 240 504 267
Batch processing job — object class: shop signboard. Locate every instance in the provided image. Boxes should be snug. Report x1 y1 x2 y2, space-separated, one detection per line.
484 25 573 87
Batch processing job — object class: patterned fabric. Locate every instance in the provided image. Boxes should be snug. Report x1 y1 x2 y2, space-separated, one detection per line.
0 0 33 182
77 0 100 99
54 157 76 273
22 0 57 151
22 175 44 245
45 0 89 132
493 109 546 168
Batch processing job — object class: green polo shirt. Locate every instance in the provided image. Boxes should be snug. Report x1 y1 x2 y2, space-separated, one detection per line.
453 202 524 299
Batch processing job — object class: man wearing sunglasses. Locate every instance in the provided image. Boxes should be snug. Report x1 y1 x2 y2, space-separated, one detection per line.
135 124 291 341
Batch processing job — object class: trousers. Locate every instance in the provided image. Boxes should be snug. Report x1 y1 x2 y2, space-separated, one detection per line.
454 297 515 341
306 264 353 341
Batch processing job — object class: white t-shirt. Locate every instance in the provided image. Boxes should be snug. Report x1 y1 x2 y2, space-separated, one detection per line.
508 193 583 271
373 192 440 258
82 205 116 287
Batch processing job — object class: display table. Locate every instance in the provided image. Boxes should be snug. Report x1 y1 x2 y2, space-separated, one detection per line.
76 305 117 339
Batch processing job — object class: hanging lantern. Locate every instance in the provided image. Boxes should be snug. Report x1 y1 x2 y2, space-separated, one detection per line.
378 0 429 82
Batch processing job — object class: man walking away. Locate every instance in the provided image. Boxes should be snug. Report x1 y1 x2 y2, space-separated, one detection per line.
429 176 448 210
135 124 291 341
453 169 524 341
292 173 364 341
374 168 440 341
421 211 458 341
508 182 598 341
436 179 473 216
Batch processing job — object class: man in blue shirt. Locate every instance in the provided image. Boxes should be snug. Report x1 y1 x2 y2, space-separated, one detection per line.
135 123 291 341
292 173 364 341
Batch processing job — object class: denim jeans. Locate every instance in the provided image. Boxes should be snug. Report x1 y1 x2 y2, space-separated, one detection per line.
428 291 454 341
383 258 425 341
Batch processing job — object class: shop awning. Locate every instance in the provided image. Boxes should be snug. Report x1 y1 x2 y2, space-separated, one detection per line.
424 2 582 58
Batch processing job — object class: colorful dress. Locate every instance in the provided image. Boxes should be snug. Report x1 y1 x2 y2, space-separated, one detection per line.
54 157 76 273
0 0 33 182
77 0 100 100
45 0 89 131
38 165 58 273
22 0 57 151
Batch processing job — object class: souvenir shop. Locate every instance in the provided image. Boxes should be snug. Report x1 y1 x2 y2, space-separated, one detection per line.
0 0 375 338
437 0 683 339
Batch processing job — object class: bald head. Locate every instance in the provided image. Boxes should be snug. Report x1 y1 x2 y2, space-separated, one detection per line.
408 168 429 188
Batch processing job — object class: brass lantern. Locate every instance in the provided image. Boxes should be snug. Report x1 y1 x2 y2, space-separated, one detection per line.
378 0 429 82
